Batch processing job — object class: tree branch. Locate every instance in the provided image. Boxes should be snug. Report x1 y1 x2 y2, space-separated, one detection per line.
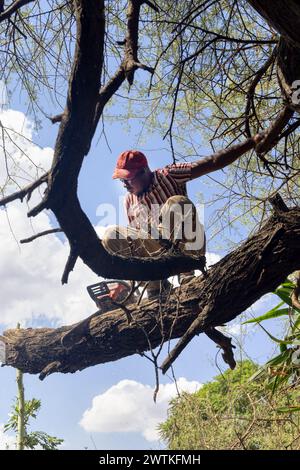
20 228 63 244
245 48 277 138
1 205 299 378
0 172 48 207
255 106 294 155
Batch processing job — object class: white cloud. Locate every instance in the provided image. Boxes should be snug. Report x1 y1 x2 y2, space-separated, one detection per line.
0 202 101 327
0 109 101 328
0 424 15 450
80 378 202 442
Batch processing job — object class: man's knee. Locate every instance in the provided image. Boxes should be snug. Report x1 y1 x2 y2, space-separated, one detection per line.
102 225 118 242
102 225 128 249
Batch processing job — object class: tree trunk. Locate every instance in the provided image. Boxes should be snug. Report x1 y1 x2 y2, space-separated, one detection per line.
247 0 300 48
247 0 300 111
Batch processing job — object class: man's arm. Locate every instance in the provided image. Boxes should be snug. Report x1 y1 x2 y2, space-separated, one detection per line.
190 133 265 180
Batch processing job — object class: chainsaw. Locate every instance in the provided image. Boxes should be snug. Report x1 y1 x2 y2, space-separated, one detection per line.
61 280 137 348
87 280 136 313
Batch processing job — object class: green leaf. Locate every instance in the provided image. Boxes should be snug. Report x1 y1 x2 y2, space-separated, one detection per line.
257 323 296 345
243 306 289 324
292 315 300 333
276 406 300 413
279 281 295 289
274 285 300 313
280 343 287 353
266 349 291 367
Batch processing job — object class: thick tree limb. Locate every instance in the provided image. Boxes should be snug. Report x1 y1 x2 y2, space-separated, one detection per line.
246 1 300 48
161 194 291 374
1 206 299 379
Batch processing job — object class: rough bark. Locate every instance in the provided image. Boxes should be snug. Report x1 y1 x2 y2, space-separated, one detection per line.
1 206 299 379
247 0 300 111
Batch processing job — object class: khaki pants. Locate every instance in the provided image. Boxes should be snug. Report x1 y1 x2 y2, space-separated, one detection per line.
102 195 205 257
102 195 206 290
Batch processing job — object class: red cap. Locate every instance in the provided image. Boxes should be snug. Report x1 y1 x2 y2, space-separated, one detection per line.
112 150 148 179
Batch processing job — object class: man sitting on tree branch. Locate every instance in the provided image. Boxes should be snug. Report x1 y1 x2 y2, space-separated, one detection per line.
102 133 264 299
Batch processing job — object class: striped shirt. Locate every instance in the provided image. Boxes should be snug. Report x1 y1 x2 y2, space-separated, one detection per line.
124 162 194 230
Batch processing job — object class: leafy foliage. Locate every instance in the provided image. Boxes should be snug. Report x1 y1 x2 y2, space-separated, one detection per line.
244 276 300 397
4 397 63 450
159 361 300 450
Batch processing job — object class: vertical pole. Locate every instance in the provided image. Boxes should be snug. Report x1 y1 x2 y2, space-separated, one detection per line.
16 323 25 450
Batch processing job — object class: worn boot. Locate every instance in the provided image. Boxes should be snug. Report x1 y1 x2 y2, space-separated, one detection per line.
178 270 195 286
147 279 172 300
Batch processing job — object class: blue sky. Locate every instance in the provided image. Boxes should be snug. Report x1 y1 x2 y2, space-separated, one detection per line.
0 76 285 450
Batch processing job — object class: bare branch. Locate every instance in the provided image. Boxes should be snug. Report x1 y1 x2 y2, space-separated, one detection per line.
48 114 64 124
268 193 290 213
142 0 159 13
205 327 237 370
245 48 277 138
20 228 63 244
0 172 48 207
0 0 35 23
